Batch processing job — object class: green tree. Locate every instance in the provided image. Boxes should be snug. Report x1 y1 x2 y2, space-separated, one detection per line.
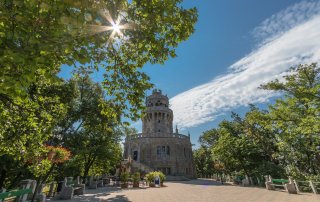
54 72 123 181
243 105 278 163
0 0 197 120
198 113 283 180
211 119 264 177
199 128 220 148
0 71 69 187
193 146 214 177
261 63 320 178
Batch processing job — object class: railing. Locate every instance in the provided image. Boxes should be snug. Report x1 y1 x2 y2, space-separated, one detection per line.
294 180 320 194
126 133 189 140
145 106 172 111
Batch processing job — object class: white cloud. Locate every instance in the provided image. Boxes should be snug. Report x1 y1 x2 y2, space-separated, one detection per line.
252 0 320 45
170 1 320 129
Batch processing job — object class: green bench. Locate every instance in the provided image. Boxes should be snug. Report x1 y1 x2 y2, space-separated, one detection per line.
271 179 289 188
0 188 33 202
265 175 297 194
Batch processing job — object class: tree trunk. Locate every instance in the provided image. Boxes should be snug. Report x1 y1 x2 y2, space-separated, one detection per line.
31 164 55 202
0 169 7 188
82 156 96 183
83 165 90 184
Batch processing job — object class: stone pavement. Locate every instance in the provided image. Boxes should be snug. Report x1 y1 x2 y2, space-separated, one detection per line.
48 179 320 202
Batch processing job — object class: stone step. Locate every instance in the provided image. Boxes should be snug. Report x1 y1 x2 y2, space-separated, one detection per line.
130 160 154 173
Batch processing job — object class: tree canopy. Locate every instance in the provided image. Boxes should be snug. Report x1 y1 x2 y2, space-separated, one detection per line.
0 0 198 189
0 0 197 120
194 63 320 181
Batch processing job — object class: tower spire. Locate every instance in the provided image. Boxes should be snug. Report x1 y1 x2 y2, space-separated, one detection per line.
176 125 179 134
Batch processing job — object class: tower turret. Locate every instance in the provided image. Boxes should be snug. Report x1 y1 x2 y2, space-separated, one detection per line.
142 89 173 134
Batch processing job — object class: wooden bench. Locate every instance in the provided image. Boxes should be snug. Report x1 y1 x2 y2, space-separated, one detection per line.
0 188 32 202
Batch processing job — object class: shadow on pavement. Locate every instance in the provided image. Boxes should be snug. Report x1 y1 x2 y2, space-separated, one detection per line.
104 195 130 202
168 178 226 186
47 187 125 202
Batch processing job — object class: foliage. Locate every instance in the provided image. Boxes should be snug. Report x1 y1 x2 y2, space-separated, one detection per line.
120 171 129 183
0 0 197 190
196 63 320 181
193 146 215 177
0 0 197 122
145 171 165 183
0 71 67 158
0 72 69 188
156 171 166 183
261 63 320 176
145 172 154 183
46 146 71 164
55 73 123 181
28 159 52 178
211 120 266 177
214 162 225 173
132 172 140 183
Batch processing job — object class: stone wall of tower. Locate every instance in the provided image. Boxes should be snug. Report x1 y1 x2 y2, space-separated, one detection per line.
124 135 195 178
124 89 196 179
142 89 173 134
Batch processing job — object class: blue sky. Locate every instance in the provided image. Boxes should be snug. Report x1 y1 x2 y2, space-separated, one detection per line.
59 0 320 147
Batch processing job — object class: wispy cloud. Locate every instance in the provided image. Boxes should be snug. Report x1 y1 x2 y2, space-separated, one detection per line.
252 0 320 45
170 0 320 129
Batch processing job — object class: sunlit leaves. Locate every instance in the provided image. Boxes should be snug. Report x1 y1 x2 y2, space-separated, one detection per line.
0 0 197 122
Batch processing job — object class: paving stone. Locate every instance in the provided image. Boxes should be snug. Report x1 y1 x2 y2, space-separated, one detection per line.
48 179 320 202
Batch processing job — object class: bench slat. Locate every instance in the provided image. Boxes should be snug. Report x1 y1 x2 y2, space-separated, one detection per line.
272 179 289 183
0 188 32 200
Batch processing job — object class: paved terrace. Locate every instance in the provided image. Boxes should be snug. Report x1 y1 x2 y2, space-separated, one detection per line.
48 179 320 202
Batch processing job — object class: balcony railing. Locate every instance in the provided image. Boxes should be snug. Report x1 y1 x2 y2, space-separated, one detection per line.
126 133 189 140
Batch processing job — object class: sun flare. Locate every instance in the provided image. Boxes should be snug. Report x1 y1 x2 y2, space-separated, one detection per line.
112 23 121 34
84 9 136 44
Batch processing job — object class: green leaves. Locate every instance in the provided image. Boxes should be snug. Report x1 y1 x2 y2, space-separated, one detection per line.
53 73 123 178
0 0 197 123
0 0 197 186
262 63 320 177
0 71 67 158
196 63 320 179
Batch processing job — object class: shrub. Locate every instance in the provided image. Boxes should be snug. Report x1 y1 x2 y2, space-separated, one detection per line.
145 171 166 183
145 172 154 183
132 172 140 183
46 145 71 163
120 171 129 183
158 172 165 183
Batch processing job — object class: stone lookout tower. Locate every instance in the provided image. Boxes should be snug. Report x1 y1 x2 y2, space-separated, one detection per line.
124 89 195 179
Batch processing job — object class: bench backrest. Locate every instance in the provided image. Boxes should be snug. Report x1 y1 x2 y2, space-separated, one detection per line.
0 188 33 200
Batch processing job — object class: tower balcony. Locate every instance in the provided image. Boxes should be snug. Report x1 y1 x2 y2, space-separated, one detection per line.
126 133 190 140
145 106 172 112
